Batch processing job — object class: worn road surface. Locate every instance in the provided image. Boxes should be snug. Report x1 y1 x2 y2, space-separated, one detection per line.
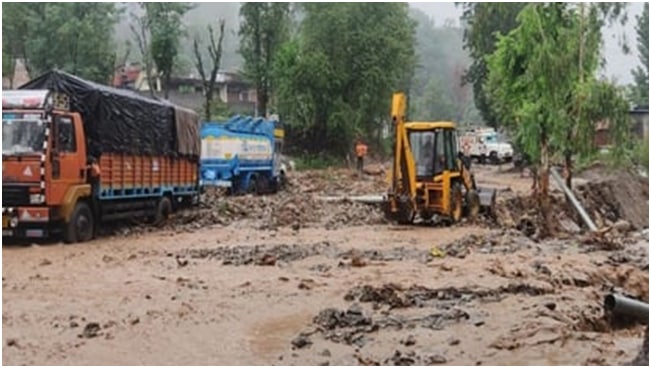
2 165 648 365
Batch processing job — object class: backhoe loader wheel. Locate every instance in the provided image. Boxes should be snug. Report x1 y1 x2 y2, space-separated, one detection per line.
64 202 94 244
449 183 463 223
395 200 415 225
465 190 481 219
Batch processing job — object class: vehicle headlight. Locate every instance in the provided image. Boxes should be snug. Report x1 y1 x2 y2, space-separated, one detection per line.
10 217 19 228
29 194 45 204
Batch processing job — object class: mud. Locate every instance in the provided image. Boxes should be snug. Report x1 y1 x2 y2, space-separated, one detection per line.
3 164 648 365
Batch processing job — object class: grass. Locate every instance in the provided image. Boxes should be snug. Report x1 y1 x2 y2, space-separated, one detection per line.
575 137 649 174
293 154 342 171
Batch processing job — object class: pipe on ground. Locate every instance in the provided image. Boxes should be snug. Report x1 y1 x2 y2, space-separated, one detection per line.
604 293 649 322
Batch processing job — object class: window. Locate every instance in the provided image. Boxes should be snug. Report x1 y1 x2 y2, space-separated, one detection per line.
56 116 76 152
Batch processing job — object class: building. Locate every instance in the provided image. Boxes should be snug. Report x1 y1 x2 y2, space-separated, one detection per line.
112 64 257 117
594 106 649 147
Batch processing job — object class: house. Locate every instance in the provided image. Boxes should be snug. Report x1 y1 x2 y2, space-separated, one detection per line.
112 64 257 117
594 106 649 147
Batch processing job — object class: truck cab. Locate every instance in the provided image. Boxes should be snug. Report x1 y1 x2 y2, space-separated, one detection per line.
3 90 90 240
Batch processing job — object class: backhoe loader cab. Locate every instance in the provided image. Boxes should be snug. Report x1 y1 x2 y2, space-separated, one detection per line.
386 93 496 225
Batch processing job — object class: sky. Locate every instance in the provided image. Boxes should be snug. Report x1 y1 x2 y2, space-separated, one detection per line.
410 1 646 86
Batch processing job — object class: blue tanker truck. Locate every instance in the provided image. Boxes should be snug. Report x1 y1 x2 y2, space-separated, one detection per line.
200 115 287 194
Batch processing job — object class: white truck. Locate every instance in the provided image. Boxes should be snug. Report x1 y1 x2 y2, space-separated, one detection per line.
459 127 514 164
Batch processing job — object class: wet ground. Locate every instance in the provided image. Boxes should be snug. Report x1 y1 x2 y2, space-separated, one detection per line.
2 164 648 365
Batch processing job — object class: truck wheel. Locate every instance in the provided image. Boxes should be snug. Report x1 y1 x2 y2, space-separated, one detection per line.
246 175 258 194
256 175 269 195
154 196 173 226
64 202 94 244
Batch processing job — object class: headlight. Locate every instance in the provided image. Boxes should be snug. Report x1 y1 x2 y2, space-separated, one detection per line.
10 217 19 228
29 194 45 204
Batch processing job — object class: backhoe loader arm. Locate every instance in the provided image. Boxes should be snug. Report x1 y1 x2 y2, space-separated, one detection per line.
388 93 417 215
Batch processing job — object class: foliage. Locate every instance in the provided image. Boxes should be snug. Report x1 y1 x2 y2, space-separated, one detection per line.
193 19 226 121
2 3 120 84
142 2 192 98
631 2 649 106
239 2 291 116
273 3 416 157
486 3 631 232
459 2 527 128
293 154 342 171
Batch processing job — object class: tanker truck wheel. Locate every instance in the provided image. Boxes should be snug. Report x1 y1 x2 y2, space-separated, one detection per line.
154 196 173 226
64 202 94 243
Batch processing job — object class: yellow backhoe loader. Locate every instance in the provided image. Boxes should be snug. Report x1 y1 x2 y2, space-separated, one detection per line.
385 92 496 225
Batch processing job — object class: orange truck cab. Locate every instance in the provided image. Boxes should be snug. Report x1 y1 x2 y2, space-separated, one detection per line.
3 71 200 243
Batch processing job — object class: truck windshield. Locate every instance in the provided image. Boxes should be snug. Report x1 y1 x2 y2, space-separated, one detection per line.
2 118 46 155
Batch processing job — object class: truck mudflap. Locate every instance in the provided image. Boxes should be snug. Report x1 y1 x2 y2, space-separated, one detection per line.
2 207 51 238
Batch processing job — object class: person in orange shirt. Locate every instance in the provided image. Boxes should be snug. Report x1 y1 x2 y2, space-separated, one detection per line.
355 139 368 174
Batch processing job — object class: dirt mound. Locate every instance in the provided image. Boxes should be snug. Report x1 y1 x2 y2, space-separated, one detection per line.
494 168 648 237
574 170 648 230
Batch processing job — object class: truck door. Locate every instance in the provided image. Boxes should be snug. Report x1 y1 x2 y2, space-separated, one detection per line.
48 114 87 204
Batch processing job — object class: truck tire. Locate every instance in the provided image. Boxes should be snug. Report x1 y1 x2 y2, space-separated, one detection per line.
154 196 173 226
64 202 94 244
256 175 269 195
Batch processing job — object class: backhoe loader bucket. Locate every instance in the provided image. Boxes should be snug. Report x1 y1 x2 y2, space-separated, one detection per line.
476 187 497 217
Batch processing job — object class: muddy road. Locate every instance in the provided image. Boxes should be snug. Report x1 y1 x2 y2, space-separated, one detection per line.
2 165 648 365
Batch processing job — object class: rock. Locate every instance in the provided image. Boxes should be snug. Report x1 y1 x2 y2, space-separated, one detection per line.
6 338 18 347
320 349 332 357
401 335 416 346
448 337 460 346
291 333 312 349
39 258 52 266
79 323 101 339
425 354 447 364
613 220 632 233
544 302 556 311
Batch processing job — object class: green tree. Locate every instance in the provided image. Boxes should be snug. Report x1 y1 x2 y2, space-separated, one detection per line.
239 2 291 116
274 3 415 157
459 2 527 128
143 2 192 98
487 3 630 235
2 3 119 84
632 2 649 106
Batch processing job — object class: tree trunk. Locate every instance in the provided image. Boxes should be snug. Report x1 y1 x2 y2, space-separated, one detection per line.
258 87 267 118
538 137 552 237
163 73 170 99
204 90 213 122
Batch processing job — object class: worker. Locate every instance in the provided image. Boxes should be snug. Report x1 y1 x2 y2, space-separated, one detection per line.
355 139 368 174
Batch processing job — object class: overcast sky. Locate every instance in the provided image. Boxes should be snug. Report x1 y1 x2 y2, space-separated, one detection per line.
410 2 645 85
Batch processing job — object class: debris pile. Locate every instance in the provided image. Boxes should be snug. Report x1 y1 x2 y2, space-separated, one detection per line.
493 167 649 238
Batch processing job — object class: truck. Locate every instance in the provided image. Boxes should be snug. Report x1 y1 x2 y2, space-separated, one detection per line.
200 115 287 194
459 127 514 164
2 70 200 243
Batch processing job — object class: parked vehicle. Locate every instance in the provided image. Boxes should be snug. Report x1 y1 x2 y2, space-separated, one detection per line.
2 70 200 243
200 115 287 194
459 127 514 164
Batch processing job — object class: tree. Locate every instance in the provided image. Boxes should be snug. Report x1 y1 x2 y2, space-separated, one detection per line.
193 20 226 121
2 3 119 83
631 2 649 106
133 3 192 99
486 3 630 235
273 3 415 157
459 2 527 128
239 2 291 116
